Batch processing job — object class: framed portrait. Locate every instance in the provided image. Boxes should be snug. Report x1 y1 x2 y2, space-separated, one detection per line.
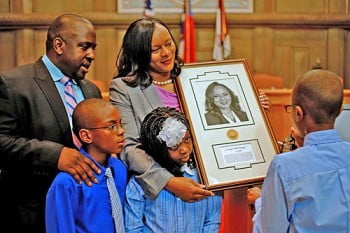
175 59 279 191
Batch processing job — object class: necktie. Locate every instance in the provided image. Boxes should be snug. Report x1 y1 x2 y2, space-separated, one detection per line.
60 76 82 149
105 167 125 233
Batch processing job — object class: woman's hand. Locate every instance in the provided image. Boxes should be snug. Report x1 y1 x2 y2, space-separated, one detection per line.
259 90 271 112
165 177 214 202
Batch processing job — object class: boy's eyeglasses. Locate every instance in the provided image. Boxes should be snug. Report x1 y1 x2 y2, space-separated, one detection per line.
85 123 123 132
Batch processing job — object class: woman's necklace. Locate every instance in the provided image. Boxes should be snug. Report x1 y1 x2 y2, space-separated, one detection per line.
152 79 173 86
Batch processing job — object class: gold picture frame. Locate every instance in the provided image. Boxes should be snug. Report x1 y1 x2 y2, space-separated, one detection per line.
176 59 279 191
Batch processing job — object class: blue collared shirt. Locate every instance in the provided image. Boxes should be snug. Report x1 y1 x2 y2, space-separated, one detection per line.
253 129 350 233
42 55 85 127
124 165 223 233
45 149 128 233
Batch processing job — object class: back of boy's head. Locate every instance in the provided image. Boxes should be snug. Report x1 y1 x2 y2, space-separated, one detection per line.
140 107 189 176
292 69 343 124
72 98 114 138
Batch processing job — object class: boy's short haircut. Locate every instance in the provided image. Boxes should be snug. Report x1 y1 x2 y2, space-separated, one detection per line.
292 69 343 124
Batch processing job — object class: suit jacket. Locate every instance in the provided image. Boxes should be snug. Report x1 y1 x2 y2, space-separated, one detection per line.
205 109 248 126
0 58 101 230
109 78 172 199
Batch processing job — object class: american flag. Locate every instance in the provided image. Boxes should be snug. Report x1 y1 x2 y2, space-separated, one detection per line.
144 0 154 17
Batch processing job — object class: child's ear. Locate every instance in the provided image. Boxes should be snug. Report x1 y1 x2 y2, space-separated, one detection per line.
295 105 304 122
79 129 93 144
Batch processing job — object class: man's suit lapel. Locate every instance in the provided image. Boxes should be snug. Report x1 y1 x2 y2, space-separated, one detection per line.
32 59 71 137
78 79 96 99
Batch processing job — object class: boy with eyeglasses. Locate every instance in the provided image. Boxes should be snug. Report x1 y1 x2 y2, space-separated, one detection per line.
251 69 350 233
45 98 127 233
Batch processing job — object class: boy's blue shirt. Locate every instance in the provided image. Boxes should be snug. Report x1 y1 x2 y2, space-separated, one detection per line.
46 148 127 233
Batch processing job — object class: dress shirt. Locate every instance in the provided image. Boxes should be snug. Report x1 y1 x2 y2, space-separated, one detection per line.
42 55 84 127
154 85 180 110
124 164 222 233
46 149 128 233
253 129 350 233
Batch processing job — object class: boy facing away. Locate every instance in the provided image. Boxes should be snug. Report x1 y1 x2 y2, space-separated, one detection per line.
46 98 127 233
253 69 350 233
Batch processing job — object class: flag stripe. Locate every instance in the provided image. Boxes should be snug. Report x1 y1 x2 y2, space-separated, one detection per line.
213 0 231 60
181 0 196 63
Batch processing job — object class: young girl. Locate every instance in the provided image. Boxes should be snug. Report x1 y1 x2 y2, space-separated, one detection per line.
124 107 222 233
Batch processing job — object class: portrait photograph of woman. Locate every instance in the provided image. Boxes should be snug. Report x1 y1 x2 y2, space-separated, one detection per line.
204 81 248 126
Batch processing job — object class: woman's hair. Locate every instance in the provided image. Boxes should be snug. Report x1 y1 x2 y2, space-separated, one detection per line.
140 107 193 177
114 17 182 88
205 82 245 115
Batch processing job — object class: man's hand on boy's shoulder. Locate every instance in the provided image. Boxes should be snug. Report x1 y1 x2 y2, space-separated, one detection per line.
58 147 101 186
166 177 214 202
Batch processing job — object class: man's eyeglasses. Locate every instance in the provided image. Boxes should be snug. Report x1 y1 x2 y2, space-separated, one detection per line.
85 123 123 132
284 104 299 113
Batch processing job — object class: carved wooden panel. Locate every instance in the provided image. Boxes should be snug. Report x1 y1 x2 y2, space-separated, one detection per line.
33 0 93 13
231 29 254 69
0 30 15 71
273 30 327 87
0 0 10 13
275 0 327 13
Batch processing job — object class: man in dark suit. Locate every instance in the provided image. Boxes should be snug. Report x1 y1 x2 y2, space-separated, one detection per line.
0 14 101 233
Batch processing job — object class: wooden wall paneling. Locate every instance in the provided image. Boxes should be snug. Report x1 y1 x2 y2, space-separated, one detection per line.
274 29 327 87
327 28 345 77
62 0 93 13
170 27 181 50
10 0 23 12
0 30 15 72
253 0 276 13
274 45 291 87
33 29 47 59
275 0 327 13
15 28 36 66
308 47 327 71
196 28 215 62
0 0 10 12
33 0 62 13
252 27 274 74
92 0 117 12
33 0 93 13
328 0 347 14
9 0 33 13
90 28 121 92
290 47 309 86
231 29 254 68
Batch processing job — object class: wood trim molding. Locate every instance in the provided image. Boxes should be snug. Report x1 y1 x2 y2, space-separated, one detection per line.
1 13 350 29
